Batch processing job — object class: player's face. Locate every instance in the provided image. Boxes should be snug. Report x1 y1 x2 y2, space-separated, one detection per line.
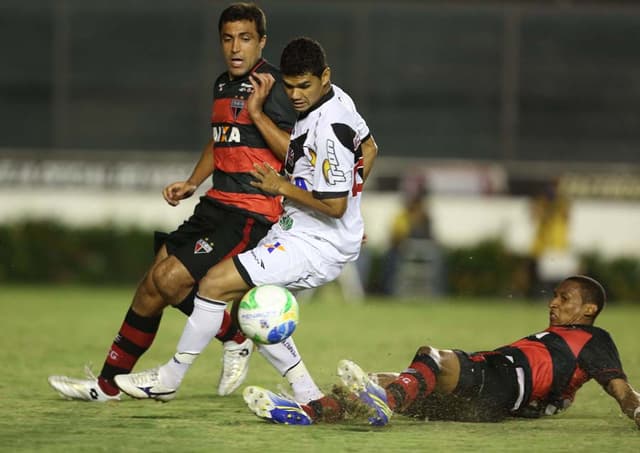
220 20 265 79
282 68 331 113
548 280 594 326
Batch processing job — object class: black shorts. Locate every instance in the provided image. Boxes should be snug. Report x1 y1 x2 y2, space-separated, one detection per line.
161 196 272 281
403 350 520 422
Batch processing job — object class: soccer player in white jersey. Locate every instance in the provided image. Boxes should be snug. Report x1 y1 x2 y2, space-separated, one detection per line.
114 37 376 409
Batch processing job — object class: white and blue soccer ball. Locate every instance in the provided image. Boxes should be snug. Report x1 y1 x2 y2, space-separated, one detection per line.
237 285 299 345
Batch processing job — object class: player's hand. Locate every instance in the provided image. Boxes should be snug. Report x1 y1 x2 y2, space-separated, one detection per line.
247 73 275 119
250 162 284 195
162 181 197 206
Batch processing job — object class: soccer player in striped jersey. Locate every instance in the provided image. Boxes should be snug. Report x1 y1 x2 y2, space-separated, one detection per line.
48 2 297 402
245 275 640 428
113 37 377 407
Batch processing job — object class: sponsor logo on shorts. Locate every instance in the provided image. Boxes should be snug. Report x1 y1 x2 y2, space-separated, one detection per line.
194 238 214 254
265 242 285 253
250 249 265 269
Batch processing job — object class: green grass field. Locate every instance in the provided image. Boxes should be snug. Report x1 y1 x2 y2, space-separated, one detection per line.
1 285 639 452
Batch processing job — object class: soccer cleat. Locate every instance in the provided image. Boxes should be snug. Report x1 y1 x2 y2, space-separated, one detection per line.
217 338 253 396
114 367 176 402
48 366 121 402
337 359 392 426
243 385 312 425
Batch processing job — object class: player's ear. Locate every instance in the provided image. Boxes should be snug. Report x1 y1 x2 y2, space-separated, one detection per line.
259 34 267 51
583 302 598 318
321 67 331 88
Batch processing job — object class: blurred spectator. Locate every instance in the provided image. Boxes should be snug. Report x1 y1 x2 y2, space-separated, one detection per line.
381 179 444 296
529 179 579 296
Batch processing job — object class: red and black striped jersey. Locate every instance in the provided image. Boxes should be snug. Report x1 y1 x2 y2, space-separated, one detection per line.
206 59 296 224
497 325 626 410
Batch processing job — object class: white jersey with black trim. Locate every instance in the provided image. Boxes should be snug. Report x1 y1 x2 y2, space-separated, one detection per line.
332 84 370 142
280 87 365 262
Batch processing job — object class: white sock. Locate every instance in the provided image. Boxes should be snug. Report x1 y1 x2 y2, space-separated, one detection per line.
258 336 323 403
285 360 324 403
160 294 226 389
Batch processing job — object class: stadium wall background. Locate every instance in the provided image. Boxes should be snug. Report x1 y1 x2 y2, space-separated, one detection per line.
2 0 640 169
1 1 639 298
1 179 639 301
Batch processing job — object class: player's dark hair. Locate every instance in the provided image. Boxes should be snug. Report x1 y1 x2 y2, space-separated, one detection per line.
218 3 267 38
567 275 607 319
280 37 327 78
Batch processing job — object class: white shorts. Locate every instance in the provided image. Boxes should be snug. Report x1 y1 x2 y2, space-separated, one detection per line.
234 227 352 291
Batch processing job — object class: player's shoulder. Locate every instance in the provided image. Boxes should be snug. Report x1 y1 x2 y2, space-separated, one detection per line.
579 325 616 344
331 84 357 111
254 59 283 79
326 93 360 128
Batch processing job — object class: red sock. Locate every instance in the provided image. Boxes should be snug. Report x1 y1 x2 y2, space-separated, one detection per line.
386 353 439 411
303 395 344 422
98 308 161 395
215 310 246 344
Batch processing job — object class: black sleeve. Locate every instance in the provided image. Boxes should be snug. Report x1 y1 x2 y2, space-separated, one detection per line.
259 65 296 132
577 328 627 388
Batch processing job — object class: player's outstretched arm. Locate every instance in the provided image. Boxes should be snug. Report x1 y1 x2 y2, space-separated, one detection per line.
162 139 215 206
605 378 640 429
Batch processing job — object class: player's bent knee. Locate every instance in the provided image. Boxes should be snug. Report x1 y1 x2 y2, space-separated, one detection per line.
199 259 248 302
151 256 194 302
416 346 449 369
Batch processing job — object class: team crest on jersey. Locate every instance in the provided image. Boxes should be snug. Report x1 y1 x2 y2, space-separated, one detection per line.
194 238 214 254
264 241 286 253
231 99 245 120
278 215 294 230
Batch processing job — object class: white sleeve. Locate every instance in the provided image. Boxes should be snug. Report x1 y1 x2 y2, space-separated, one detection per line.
332 84 370 141
312 119 354 196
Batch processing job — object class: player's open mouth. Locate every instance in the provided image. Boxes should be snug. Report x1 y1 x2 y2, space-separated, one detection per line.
231 58 243 67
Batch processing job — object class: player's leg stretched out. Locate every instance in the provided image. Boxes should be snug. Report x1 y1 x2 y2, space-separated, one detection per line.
48 228 257 402
243 347 447 426
243 360 387 426
113 240 327 405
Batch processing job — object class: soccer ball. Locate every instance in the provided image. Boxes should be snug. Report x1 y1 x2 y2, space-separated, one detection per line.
237 285 299 345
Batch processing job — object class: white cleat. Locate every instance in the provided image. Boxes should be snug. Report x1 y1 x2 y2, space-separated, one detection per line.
48 367 121 402
338 359 392 426
218 338 253 396
114 367 176 402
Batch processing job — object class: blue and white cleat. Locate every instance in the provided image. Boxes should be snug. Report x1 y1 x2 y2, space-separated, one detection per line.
114 367 176 402
337 359 392 426
243 386 312 425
